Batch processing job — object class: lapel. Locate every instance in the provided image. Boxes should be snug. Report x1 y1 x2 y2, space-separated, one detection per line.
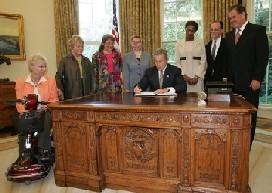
215 38 224 60
237 23 251 45
192 39 201 50
229 30 236 48
162 64 170 87
129 52 140 64
207 41 212 56
153 67 160 88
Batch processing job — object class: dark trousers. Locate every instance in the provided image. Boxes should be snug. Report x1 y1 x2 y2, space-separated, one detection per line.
19 111 52 156
234 89 260 146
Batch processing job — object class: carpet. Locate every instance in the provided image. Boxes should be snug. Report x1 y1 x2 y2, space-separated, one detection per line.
255 117 272 144
0 135 18 151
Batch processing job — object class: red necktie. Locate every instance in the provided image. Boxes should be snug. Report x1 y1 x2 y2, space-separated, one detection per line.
235 29 241 45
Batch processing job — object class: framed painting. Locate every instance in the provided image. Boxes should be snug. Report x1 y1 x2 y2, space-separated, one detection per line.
0 13 25 60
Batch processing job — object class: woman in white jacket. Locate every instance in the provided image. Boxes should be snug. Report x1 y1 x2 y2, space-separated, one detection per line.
175 21 207 92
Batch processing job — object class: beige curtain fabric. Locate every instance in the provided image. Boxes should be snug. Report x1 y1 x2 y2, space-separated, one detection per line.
119 0 161 55
54 0 79 66
202 0 243 44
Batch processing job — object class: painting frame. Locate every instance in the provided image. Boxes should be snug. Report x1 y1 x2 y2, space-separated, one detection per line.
0 13 25 60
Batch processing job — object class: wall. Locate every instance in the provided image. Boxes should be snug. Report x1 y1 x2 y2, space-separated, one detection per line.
0 0 56 81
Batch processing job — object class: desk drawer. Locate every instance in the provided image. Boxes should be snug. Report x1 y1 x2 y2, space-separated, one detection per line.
191 114 229 129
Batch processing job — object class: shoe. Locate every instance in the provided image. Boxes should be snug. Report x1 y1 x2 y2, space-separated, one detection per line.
40 150 50 162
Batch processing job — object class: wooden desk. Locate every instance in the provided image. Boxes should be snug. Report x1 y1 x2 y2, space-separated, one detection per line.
49 92 255 193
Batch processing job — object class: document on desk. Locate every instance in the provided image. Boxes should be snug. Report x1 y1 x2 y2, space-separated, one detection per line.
134 92 177 96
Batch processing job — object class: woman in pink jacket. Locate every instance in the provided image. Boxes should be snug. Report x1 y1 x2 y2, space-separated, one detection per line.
15 54 58 162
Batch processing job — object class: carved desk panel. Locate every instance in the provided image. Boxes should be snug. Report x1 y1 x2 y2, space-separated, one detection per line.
49 93 255 193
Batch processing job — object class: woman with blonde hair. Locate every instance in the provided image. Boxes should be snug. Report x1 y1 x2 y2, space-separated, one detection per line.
56 35 94 100
15 54 58 161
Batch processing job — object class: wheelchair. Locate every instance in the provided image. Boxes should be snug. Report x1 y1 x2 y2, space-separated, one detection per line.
5 94 54 183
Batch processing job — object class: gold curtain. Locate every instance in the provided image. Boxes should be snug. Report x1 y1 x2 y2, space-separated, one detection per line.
202 0 246 44
54 0 79 66
119 0 161 55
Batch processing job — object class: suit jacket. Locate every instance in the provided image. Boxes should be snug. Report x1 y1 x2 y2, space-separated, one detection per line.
225 23 269 91
205 38 226 82
138 64 187 93
123 51 152 91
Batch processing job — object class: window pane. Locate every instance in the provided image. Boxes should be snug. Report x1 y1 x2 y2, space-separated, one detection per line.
254 0 272 105
79 0 116 57
164 23 177 40
164 2 177 22
162 42 176 63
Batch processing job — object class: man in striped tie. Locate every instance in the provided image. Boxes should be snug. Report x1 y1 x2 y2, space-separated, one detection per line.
204 21 227 85
225 4 269 147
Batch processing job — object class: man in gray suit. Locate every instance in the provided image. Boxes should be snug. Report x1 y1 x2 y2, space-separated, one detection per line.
134 48 187 94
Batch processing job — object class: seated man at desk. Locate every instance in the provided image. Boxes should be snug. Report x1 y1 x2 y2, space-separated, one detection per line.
134 48 187 94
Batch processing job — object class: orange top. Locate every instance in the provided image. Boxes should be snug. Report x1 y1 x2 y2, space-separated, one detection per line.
15 76 59 113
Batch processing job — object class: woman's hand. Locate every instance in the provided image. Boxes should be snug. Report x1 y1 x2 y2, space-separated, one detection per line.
183 75 191 84
57 89 64 100
190 77 198 85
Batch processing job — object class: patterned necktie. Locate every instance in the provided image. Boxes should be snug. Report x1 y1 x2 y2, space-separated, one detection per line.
235 29 241 45
159 70 164 89
211 40 216 61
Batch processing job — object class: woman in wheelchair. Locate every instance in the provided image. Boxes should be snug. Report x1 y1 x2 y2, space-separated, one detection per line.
15 54 59 163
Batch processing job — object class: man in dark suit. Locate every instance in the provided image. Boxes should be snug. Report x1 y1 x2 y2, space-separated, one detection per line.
226 4 269 146
134 48 187 94
205 21 226 84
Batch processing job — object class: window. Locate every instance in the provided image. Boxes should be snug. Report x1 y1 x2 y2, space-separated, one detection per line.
162 0 202 64
78 0 117 58
254 0 272 104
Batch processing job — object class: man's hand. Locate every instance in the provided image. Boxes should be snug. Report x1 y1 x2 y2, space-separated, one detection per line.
134 86 142 94
250 80 260 91
154 88 169 94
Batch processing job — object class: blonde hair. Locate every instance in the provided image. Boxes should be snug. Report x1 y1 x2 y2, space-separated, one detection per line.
68 35 84 50
130 35 141 41
28 54 47 72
